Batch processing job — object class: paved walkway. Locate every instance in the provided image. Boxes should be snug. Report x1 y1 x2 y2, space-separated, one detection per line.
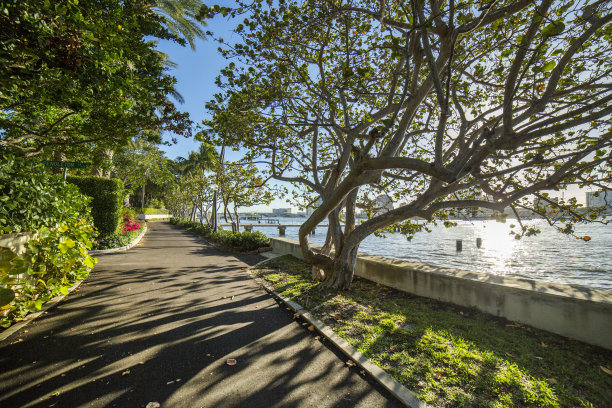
0 222 402 407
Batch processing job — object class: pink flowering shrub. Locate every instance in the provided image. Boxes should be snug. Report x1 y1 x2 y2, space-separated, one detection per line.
121 212 141 235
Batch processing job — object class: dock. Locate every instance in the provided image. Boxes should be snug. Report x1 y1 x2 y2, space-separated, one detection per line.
217 223 315 235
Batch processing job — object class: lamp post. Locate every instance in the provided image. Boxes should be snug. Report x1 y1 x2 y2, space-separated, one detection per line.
211 183 219 232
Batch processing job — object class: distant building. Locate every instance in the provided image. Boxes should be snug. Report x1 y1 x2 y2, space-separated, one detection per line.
374 194 394 215
305 198 322 217
272 208 296 216
586 190 611 209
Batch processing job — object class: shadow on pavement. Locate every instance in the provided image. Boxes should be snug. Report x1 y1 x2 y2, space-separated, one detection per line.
0 222 402 408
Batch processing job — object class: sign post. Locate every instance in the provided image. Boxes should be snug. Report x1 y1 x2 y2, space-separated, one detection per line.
43 161 89 180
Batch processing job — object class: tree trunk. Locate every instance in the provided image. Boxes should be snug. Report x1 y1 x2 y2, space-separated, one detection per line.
233 206 240 232
312 224 333 280
190 203 197 222
90 149 114 177
311 189 362 288
52 150 66 175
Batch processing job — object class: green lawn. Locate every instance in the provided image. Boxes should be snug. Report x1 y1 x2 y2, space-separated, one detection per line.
253 255 612 408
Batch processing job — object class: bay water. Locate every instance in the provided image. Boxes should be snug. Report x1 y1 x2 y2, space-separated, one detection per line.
247 218 612 291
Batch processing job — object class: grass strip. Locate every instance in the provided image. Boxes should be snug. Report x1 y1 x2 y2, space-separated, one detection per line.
253 255 612 408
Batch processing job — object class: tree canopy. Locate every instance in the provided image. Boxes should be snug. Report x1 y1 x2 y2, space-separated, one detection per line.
0 0 192 157
203 0 612 288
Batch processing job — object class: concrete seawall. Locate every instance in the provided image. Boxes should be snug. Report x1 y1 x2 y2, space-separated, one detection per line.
270 238 612 350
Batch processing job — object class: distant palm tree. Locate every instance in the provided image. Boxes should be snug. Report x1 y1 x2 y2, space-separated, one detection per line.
182 142 218 222
154 0 207 50
183 142 218 177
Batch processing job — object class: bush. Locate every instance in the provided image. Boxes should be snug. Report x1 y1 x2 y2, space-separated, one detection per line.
0 155 97 327
170 218 270 251
120 211 141 235
0 156 90 234
92 208 143 250
148 198 165 209
66 176 124 236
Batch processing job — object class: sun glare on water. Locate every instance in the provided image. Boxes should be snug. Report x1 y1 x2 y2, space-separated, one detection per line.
473 221 522 275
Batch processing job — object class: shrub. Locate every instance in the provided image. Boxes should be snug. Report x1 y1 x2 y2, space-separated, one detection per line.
0 155 97 327
170 218 270 251
0 156 90 234
66 176 124 237
91 207 143 250
121 211 141 235
148 198 165 209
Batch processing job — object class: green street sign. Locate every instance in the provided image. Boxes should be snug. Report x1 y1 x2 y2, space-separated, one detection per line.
43 161 89 169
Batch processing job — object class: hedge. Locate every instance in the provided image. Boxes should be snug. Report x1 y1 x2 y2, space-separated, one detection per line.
170 218 270 251
66 176 124 237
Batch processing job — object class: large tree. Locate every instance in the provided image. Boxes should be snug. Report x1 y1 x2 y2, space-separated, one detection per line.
0 0 192 157
204 0 612 288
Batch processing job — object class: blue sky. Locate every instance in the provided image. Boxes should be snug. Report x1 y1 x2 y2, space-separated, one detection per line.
155 13 236 161
154 11 294 211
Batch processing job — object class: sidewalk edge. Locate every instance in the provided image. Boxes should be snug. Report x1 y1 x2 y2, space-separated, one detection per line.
89 223 148 255
0 276 85 342
245 258 428 408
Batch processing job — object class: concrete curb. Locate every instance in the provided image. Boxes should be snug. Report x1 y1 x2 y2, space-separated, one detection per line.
0 277 86 342
245 258 428 408
89 223 148 255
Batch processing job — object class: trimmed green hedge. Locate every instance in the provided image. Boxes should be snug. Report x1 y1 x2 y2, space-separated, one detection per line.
170 218 270 251
67 176 124 236
132 208 170 215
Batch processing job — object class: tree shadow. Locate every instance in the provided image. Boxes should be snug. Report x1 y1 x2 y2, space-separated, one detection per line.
0 222 401 408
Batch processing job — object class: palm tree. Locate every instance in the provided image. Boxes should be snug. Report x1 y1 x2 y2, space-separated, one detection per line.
183 142 217 175
153 0 207 50
182 142 218 221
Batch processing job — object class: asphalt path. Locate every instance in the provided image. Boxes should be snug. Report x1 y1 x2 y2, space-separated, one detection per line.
0 221 403 408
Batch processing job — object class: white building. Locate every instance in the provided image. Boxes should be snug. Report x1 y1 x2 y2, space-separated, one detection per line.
272 208 296 216
586 190 611 209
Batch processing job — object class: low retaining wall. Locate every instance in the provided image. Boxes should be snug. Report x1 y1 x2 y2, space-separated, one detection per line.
270 238 612 350
137 214 171 220
0 232 34 256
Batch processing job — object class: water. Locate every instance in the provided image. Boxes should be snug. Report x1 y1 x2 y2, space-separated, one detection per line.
246 217 612 291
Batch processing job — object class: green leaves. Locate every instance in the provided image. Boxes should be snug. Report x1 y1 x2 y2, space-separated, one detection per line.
0 288 15 307
542 21 565 37
541 61 556 72
0 155 97 327
0 0 192 156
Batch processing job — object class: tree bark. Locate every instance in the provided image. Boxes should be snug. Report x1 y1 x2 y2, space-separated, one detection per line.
312 215 335 281
233 206 240 232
